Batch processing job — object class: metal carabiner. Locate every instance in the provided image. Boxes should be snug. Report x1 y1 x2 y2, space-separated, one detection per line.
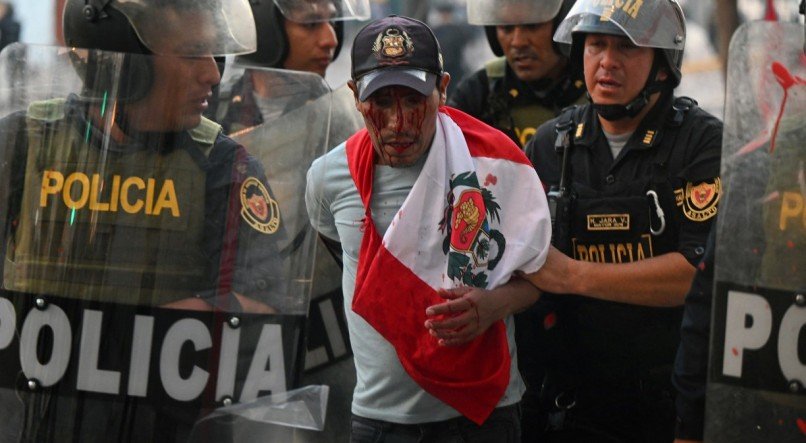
646 190 666 236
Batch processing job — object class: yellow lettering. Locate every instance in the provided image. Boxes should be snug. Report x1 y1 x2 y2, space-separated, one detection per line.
616 244 627 263
626 243 634 262
145 178 156 215
121 177 145 214
88 174 109 211
608 244 618 263
627 0 643 18
588 245 603 263
576 245 589 262
519 127 536 147
779 192 803 230
636 242 646 261
63 172 90 209
40 170 64 207
109 175 121 211
152 180 180 217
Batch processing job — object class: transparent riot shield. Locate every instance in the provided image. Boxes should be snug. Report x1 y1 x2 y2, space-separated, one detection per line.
708 21 805 442
213 65 362 442
0 44 329 442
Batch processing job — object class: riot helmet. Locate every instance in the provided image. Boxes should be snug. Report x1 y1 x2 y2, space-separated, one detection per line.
467 0 576 56
554 0 685 120
63 0 257 102
236 0 370 69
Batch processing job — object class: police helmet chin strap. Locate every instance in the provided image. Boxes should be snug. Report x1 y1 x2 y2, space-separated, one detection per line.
591 57 666 121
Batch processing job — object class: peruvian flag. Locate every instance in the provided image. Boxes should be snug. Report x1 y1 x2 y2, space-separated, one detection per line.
347 107 551 424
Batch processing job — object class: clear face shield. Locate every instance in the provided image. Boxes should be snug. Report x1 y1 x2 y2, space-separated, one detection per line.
553 0 685 51
115 0 257 56
273 0 370 24
467 0 564 25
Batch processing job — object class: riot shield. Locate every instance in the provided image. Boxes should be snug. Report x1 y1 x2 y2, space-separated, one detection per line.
0 44 329 442
708 21 805 442
214 66 363 442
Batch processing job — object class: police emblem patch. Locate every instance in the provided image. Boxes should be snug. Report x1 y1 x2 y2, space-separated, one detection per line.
240 177 280 234
372 28 414 61
675 178 721 222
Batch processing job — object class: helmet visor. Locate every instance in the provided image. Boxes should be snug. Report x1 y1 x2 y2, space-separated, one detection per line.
467 0 564 25
274 0 371 23
115 0 257 56
554 0 685 51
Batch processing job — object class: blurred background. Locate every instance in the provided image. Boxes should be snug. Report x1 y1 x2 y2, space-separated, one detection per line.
3 0 805 119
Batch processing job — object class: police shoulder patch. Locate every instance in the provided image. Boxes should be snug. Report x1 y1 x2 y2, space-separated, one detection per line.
240 177 280 234
675 178 721 222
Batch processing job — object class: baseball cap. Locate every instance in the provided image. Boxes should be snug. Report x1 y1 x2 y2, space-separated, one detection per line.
351 15 444 101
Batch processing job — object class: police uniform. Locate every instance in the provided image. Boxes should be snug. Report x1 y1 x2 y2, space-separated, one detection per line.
671 228 714 441
448 57 585 149
524 92 722 441
1 95 287 309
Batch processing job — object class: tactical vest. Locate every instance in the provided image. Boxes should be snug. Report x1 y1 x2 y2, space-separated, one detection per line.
4 99 222 306
549 98 696 385
485 57 580 148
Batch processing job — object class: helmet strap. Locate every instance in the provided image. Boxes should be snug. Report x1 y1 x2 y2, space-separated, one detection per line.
592 56 667 121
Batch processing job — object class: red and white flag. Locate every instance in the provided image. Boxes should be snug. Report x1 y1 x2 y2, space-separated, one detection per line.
347 107 551 424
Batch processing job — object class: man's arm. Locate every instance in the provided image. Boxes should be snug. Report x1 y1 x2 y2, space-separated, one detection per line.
521 246 695 307
424 277 541 346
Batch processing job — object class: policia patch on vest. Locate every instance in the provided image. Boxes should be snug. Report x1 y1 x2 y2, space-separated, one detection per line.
675 178 721 222
240 177 280 234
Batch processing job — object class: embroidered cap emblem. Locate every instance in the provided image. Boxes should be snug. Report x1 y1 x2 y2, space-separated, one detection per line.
373 28 413 59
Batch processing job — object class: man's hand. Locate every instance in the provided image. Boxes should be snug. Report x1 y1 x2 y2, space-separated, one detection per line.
424 278 540 346
424 287 506 347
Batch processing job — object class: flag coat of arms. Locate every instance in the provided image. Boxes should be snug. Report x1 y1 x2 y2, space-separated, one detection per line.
346 107 551 424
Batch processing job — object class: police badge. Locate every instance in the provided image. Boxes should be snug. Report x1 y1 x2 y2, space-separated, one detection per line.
240 176 281 234
372 27 414 61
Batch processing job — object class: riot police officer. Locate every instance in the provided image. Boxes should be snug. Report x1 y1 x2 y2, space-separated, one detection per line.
521 1 722 440
0 0 327 440
449 0 584 149
214 0 368 134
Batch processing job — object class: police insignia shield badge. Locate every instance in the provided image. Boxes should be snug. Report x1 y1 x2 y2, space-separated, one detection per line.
372 28 413 60
675 178 721 221
240 177 280 234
